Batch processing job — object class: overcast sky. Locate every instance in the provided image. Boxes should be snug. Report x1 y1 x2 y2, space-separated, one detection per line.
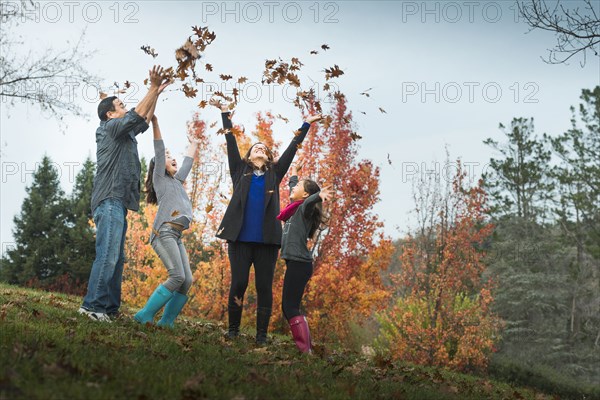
1 0 599 251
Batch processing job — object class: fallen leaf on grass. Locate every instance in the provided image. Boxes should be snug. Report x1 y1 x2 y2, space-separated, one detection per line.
247 368 270 384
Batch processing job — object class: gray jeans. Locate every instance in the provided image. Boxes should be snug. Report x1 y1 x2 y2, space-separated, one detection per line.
152 224 193 294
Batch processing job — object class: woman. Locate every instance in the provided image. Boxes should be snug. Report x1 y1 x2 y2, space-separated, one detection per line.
210 98 322 344
134 115 200 328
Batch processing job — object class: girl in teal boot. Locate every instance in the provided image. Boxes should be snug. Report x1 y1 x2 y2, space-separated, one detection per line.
134 115 200 328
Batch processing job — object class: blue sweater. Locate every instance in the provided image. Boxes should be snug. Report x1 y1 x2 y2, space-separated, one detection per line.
236 174 265 243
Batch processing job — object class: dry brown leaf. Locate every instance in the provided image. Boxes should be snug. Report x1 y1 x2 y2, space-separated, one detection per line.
324 65 344 80
140 45 158 58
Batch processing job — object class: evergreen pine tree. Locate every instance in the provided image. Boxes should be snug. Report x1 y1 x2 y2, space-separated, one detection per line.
0 155 70 285
60 156 96 287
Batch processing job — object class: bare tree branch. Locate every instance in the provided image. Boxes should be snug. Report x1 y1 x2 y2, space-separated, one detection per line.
518 0 600 66
0 0 99 124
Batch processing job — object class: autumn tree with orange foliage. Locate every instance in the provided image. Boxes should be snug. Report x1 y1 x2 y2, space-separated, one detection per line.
276 93 395 342
121 94 394 345
376 161 502 372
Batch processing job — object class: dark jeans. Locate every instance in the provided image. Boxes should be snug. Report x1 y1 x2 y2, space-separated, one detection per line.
82 198 128 314
227 241 279 309
282 260 313 320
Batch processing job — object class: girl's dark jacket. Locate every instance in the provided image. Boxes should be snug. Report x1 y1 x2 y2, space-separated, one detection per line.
216 112 310 246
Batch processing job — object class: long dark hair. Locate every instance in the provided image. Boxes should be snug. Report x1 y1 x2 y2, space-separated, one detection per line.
302 179 328 239
243 142 274 172
145 157 158 205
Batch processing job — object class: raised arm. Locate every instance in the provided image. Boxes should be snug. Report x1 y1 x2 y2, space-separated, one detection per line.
105 67 171 139
143 73 172 125
174 134 200 182
288 159 303 190
152 116 166 181
275 114 322 180
300 192 323 219
289 175 299 191
210 98 242 176
301 185 332 219
135 66 171 123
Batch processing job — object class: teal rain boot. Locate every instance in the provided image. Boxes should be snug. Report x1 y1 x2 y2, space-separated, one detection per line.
157 292 188 328
134 284 173 325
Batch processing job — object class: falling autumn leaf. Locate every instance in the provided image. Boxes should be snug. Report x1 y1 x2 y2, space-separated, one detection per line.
182 84 198 98
209 121 218 128
276 114 289 123
265 59 277 69
350 132 362 141
171 210 180 217
198 100 208 108
286 73 301 87
321 44 330 51
205 203 214 213
237 77 248 84
314 101 322 113
324 65 344 80
140 45 158 58
219 74 232 81
378 107 387 114
310 50 319 55
205 64 213 71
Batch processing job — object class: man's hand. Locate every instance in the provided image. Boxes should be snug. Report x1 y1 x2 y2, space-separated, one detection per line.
306 114 323 124
158 76 173 94
319 185 333 202
149 65 165 88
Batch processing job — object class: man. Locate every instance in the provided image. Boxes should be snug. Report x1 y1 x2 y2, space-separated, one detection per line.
78 66 171 322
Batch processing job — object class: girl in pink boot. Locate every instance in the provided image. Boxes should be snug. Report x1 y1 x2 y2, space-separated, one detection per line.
278 160 332 353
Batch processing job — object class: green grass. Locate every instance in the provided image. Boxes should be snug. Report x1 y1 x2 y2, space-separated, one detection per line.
0 283 560 400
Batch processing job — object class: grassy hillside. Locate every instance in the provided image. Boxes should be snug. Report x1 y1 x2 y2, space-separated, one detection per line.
0 283 565 400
